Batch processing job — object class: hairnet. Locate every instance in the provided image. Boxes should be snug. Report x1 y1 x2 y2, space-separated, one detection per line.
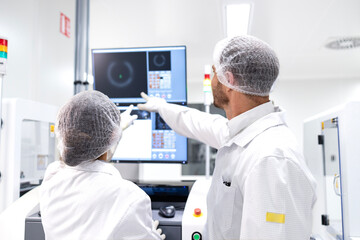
56 90 121 166
213 35 279 96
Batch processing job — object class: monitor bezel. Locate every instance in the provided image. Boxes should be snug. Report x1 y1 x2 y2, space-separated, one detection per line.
91 45 188 164
91 45 187 103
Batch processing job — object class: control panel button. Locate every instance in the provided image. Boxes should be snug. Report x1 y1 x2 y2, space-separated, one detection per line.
194 208 201 215
192 232 202 240
193 208 202 217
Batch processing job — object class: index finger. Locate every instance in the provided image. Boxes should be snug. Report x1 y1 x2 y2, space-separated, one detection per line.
123 104 134 115
140 92 149 101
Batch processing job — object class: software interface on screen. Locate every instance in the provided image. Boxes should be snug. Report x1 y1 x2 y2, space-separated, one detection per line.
92 46 187 163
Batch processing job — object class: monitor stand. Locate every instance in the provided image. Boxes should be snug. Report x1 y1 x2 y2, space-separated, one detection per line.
139 163 182 181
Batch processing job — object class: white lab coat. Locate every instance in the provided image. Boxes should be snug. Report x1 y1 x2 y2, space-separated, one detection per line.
40 160 162 240
158 102 317 240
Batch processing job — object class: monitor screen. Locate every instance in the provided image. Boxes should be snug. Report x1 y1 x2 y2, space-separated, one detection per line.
92 46 187 163
92 46 187 104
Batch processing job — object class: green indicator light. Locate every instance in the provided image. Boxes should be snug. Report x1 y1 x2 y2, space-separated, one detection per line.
192 231 202 240
119 74 123 79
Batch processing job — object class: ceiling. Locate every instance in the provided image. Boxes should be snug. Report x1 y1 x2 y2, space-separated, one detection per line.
90 0 360 83
252 0 360 81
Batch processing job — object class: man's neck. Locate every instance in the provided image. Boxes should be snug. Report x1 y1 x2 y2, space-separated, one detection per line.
224 92 270 120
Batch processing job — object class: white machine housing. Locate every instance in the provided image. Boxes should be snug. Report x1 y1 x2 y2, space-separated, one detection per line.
0 98 58 213
182 178 211 240
304 101 360 240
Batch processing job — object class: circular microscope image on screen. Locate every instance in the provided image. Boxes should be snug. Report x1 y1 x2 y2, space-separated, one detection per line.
149 51 171 71
93 52 147 99
107 61 134 88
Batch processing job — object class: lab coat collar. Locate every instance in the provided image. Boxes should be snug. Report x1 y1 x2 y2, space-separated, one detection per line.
225 105 286 148
228 101 276 139
66 160 121 177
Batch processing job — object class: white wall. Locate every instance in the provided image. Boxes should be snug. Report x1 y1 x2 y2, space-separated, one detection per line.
89 0 223 90
0 0 75 107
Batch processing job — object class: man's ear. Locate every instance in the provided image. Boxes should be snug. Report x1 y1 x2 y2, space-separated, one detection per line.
225 71 235 92
225 71 235 85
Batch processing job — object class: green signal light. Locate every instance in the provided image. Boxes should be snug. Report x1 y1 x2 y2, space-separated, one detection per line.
119 74 122 79
192 232 201 240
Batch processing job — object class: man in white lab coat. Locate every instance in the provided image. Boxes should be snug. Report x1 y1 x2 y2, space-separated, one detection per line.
40 90 165 240
138 35 317 240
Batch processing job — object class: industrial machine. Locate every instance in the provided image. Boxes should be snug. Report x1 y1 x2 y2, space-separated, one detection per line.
182 179 211 240
1 44 212 240
304 102 360 240
0 99 58 213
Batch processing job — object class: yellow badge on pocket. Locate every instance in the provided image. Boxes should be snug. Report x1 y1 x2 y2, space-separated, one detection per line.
266 212 285 224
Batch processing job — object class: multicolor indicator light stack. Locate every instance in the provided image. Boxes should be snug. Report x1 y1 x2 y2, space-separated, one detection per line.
203 65 211 93
203 65 212 106
0 37 8 75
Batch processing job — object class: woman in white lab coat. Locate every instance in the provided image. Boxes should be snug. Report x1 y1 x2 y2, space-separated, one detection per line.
40 90 165 240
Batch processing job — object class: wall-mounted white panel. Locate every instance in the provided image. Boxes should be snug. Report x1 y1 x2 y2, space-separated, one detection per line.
0 0 75 107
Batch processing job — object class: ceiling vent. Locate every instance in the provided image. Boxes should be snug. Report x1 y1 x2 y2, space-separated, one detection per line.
325 37 360 50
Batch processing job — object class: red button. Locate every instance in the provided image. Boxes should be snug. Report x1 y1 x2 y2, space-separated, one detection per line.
194 208 201 216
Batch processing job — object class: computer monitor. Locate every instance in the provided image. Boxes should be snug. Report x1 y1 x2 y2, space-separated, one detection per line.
92 46 187 163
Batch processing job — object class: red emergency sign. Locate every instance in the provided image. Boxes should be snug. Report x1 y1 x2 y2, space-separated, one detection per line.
60 12 70 38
